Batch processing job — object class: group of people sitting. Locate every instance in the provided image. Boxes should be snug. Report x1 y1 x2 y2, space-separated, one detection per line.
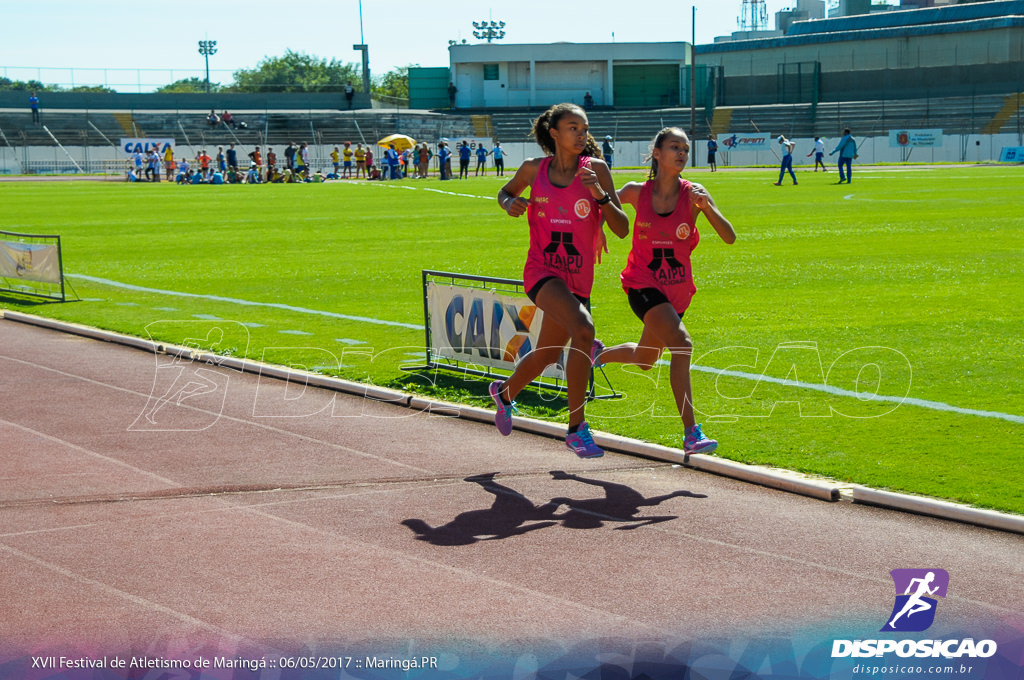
206 109 247 129
170 142 326 184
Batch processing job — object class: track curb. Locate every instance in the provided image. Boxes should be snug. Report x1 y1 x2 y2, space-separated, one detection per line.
3 310 1021 534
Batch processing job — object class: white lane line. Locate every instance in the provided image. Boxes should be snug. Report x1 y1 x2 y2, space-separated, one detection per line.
67 274 422 330
672 362 1024 425
0 354 435 475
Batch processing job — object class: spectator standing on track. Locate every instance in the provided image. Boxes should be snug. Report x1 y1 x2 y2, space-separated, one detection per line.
490 102 629 459
343 141 354 178
774 135 798 186
216 146 226 173
830 129 858 184
297 142 310 178
284 142 296 172
355 143 366 178
595 126 735 455
197 149 212 179
475 143 489 176
331 146 341 176
707 135 718 172
492 142 506 176
808 136 827 172
163 144 175 181
384 143 400 180
146 148 160 182
133 149 144 176
364 147 374 176
417 143 430 178
264 147 276 180
602 135 615 169
226 143 238 173
29 92 40 124
438 142 451 180
458 140 471 179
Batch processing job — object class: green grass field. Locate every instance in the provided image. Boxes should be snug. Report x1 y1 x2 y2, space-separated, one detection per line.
2 166 1022 515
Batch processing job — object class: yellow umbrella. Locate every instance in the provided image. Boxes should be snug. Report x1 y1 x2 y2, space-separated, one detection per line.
377 134 417 151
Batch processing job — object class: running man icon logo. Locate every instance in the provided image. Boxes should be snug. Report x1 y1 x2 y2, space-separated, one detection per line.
881 569 949 632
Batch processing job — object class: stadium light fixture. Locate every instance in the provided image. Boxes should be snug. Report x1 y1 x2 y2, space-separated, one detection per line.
472 20 506 43
197 40 217 94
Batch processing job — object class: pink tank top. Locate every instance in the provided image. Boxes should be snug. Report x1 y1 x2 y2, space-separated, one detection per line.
523 156 601 297
620 178 701 313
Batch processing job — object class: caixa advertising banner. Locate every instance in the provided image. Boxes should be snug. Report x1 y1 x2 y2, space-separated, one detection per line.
426 280 567 381
120 138 175 156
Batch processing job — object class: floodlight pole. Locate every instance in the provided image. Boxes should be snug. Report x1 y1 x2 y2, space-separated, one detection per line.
353 44 371 97
690 6 697 167
198 39 217 94
472 20 506 43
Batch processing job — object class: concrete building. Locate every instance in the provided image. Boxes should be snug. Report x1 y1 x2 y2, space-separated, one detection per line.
697 0 1024 105
446 42 690 110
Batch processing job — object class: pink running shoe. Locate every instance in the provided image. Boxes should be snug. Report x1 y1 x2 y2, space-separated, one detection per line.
684 423 718 454
591 339 605 368
488 380 515 436
565 422 604 458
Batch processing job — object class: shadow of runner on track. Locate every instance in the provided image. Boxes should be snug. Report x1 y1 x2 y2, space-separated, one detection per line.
401 471 707 546
547 470 708 530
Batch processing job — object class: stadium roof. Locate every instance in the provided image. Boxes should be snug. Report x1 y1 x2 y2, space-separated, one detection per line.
697 0 1024 54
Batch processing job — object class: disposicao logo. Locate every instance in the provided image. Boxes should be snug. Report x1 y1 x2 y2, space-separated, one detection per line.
831 568 998 660
882 568 949 632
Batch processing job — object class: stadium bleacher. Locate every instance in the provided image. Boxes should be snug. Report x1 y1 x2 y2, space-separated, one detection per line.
486 93 1022 143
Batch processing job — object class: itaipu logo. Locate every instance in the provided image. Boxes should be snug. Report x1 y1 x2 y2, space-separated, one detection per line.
881 568 948 632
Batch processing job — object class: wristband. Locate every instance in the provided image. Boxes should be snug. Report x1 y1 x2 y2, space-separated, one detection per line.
595 193 612 205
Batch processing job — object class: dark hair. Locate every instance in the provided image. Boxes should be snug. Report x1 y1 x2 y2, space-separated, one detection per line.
647 126 689 180
531 103 602 158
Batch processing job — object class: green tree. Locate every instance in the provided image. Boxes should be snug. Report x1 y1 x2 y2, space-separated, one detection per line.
372 66 412 102
156 77 221 94
65 85 117 94
232 50 360 93
0 78 52 92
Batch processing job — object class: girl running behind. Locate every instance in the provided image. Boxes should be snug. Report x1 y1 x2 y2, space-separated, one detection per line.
595 127 736 454
490 103 629 458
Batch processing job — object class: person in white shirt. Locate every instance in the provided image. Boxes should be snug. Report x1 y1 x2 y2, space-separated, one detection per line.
807 136 827 172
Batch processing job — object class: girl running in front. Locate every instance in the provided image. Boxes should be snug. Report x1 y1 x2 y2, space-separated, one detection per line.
490 102 629 458
594 127 736 454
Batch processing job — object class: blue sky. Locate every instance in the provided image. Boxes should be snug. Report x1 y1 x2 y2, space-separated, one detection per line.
3 0 897 91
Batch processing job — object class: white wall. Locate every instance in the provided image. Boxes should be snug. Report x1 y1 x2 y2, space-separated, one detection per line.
2 134 1022 174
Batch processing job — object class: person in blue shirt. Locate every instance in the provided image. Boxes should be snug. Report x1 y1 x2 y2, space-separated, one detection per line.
492 142 506 176
458 140 471 179
438 142 451 180
226 143 239 173
475 144 489 176
830 129 858 184
384 144 401 180
29 92 40 124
